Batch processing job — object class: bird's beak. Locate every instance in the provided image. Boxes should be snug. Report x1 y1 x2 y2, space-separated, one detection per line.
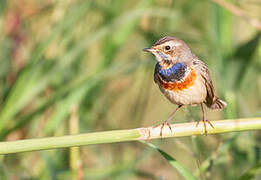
142 48 155 53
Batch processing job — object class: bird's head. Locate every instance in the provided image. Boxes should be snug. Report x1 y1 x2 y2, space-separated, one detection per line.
143 36 193 68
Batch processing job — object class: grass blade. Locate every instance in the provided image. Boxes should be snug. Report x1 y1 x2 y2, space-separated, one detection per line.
143 142 197 180
239 161 261 180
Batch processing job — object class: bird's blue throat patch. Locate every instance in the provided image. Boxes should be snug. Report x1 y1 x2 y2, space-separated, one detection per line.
158 62 186 76
155 62 187 82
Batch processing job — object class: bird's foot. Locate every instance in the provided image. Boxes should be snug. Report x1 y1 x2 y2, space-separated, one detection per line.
153 121 173 137
196 119 214 135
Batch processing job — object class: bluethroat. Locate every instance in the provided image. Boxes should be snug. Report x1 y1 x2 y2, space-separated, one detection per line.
143 36 227 135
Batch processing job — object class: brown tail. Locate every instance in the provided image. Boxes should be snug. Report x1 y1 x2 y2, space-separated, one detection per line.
207 97 227 110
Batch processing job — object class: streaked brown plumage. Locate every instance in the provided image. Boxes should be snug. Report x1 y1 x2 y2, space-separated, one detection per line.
143 36 227 135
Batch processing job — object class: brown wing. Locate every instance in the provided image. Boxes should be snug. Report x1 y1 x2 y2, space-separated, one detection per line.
192 59 215 107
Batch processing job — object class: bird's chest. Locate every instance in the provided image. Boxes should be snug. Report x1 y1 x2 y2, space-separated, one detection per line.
154 63 206 105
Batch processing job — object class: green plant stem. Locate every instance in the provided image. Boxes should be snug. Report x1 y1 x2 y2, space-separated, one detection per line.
0 118 260 155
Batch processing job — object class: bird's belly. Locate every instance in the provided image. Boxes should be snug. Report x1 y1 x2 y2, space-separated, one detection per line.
159 76 206 105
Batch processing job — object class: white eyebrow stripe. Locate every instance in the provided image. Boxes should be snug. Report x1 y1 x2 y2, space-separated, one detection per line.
164 41 182 47
171 41 182 46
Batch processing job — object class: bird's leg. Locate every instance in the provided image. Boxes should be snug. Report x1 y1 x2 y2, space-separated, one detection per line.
154 105 183 136
196 103 214 135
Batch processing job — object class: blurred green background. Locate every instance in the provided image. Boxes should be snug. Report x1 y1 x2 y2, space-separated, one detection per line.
0 0 261 179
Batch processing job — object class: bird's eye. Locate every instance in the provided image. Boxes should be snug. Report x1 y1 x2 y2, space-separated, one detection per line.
165 45 171 50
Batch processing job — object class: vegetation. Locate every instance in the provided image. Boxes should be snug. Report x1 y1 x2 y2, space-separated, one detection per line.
0 0 260 179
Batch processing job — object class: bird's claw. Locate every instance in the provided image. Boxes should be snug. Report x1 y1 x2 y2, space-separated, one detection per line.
196 119 214 135
153 121 173 137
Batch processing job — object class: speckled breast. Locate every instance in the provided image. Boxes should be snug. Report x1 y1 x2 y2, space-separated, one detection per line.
154 62 207 105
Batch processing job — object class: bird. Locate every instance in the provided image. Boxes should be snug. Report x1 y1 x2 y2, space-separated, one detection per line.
143 36 227 135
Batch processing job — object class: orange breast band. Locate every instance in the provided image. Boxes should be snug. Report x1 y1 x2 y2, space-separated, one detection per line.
158 68 197 91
